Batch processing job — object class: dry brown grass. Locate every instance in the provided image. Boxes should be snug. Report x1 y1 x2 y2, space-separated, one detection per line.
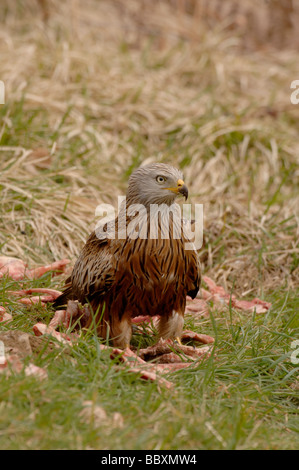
0 0 298 296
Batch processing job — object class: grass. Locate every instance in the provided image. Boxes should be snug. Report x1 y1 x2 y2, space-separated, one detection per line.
0 281 298 450
0 0 298 450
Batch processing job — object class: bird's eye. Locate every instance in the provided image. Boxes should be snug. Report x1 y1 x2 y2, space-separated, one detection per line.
156 175 166 183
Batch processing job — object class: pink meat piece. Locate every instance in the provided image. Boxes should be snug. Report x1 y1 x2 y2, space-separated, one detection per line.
100 345 147 365
49 310 68 329
24 363 48 381
0 256 70 280
126 367 173 389
154 352 195 364
252 298 272 309
232 299 270 314
33 322 73 345
0 313 13 323
26 259 70 279
200 288 216 302
120 347 147 364
181 330 215 344
153 362 200 373
0 354 23 373
17 297 47 307
9 288 63 301
0 354 47 380
94 340 212 386
139 338 211 361
176 344 211 359
0 306 12 323
100 344 173 387
47 301 90 332
185 298 210 318
131 315 160 326
138 339 174 360
203 276 229 297
131 315 153 324
203 276 271 313
9 289 63 308
0 257 27 280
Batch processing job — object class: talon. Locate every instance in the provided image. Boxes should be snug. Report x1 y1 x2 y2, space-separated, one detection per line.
175 336 183 346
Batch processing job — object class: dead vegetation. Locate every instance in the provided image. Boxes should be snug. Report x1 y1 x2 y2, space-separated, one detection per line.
0 0 298 297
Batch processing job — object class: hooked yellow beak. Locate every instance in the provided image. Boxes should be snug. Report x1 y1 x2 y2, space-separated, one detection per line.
166 179 189 200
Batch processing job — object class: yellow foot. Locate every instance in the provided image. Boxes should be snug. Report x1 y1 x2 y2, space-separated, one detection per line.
175 336 183 346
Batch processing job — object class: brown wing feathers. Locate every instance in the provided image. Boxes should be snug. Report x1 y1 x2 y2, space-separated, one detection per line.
54 227 200 334
53 164 201 347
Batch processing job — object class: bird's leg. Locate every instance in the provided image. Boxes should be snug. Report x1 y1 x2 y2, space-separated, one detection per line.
158 310 184 342
111 315 132 349
175 336 183 345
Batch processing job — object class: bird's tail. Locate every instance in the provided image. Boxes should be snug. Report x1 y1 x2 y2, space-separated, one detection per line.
52 282 75 309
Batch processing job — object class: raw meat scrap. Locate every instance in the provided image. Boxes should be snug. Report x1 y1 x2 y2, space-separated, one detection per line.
0 256 70 281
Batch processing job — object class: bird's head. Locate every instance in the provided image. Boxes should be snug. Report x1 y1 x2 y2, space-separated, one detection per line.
127 163 188 207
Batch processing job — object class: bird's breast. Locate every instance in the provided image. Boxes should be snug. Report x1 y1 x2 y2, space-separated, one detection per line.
111 236 187 316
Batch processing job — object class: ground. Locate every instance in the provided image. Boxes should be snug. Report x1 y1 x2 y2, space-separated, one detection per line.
0 0 298 450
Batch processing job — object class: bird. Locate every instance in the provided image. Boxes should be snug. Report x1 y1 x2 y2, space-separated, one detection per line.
53 163 201 349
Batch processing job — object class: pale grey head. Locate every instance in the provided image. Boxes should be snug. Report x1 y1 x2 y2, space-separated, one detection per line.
126 163 188 207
